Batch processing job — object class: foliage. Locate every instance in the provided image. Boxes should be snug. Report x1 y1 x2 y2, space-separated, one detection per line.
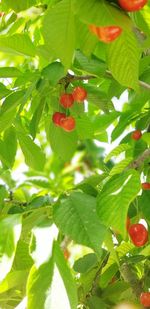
0 0 150 308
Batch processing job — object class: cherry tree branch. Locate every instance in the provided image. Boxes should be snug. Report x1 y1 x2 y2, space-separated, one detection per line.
127 148 150 170
58 71 150 91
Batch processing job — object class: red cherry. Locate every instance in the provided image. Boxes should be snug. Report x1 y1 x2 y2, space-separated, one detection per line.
142 182 150 190
72 87 87 102
128 223 148 247
126 216 131 231
140 292 150 307
131 130 142 140
52 112 66 126
118 0 147 11
60 93 74 108
63 249 70 260
60 116 76 132
89 25 122 43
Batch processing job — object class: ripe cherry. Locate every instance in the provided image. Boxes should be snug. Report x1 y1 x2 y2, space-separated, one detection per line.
126 216 131 231
60 93 74 108
63 249 70 260
72 86 87 102
142 182 150 190
89 25 122 43
140 292 150 307
131 130 142 140
128 223 148 247
118 0 147 12
60 116 76 132
52 112 66 126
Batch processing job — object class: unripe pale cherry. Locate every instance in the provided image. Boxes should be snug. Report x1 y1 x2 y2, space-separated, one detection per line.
128 223 148 247
52 112 66 126
72 86 87 102
60 93 74 108
89 25 122 43
118 0 147 12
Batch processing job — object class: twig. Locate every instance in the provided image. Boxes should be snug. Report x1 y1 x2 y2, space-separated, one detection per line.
58 71 150 91
127 148 150 170
120 263 143 298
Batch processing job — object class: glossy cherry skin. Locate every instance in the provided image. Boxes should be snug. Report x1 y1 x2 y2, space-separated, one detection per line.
60 116 76 132
60 93 74 108
142 182 150 190
126 216 131 231
118 0 147 11
140 292 150 307
131 130 142 140
128 223 148 247
72 87 87 102
89 25 122 43
52 112 66 126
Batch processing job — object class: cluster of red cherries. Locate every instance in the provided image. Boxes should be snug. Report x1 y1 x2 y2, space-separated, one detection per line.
89 0 147 43
127 216 150 307
126 179 150 308
52 86 87 132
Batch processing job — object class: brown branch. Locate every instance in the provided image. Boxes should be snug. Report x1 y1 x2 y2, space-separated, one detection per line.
120 263 143 298
127 148 150 170
59 71 150 91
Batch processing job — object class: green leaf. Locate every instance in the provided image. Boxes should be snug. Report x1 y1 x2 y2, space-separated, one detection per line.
42 62 64 86
0 185 7 206
73 253 98 273
76 115 94 139
0 214 22 282
99 263 118 288
102 281 129 302
97 170 141 237
3 127 17 168
0 83 11 99
104 144 132 163
73 0 130 27
74 50 106 77
54 191 106 255
0 91 25 133
47 122 78 162
138 191 150 221
0 270 28 293
75 19 97 56
0 34 36 57
27 241 78 309
27 257 54 309
109 158 133 176
92 111 120 133
87 296 107 309
0 67 21 78
4 0 37 12
107 29 140 91
53 241 78 309
30 222 57 267
42 0 75 68
30 99 45 139
17 132 46 171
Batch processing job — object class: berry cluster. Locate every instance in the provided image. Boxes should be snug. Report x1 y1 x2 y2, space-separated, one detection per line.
89 0 147 43
52 86 87 132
